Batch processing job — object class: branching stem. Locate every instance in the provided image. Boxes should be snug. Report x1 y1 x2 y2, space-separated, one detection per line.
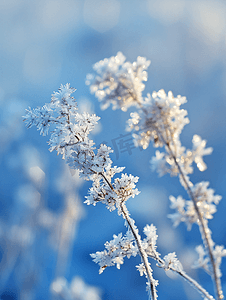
120 203 157 300
165 138 223 300
153 254 215 300
99 172 157 300
138 102 222 299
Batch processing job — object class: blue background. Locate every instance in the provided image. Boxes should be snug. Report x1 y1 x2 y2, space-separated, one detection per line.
0 0 226 299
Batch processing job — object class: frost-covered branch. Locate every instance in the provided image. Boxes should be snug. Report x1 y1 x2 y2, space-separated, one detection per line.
87 52 225 300
24 84 158 300
24 83 215 300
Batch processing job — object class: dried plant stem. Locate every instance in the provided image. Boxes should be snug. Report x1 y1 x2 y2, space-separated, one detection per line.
99 172 157 300
99 171 215 300
137 101 223 299
166 143 224 300
153 254 215 300
174 269 215 300
86 52 225 299
120 203 157 300
130 97 221 299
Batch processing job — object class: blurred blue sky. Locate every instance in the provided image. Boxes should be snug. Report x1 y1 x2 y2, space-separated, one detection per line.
0 0 226 299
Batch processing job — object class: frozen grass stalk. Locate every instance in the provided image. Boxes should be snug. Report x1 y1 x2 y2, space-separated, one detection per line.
23 51 225 299
86 52 226 300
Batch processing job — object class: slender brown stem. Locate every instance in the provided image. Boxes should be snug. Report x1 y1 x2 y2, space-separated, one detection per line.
99 172 114 191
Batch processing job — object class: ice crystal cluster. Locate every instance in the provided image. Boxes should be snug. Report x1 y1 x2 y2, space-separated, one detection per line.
86 51 150 111
168 181 222 229
87 52 226 300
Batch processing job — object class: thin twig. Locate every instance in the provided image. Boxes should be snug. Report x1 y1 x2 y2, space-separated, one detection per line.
99 172 157 300
173 155 223 300
137 100 223 299
163 137 223 300
151 251 215 300
120 203 157 300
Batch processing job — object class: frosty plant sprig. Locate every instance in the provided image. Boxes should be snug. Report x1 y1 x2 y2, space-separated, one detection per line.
24 84 216 300
87 52 226 300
